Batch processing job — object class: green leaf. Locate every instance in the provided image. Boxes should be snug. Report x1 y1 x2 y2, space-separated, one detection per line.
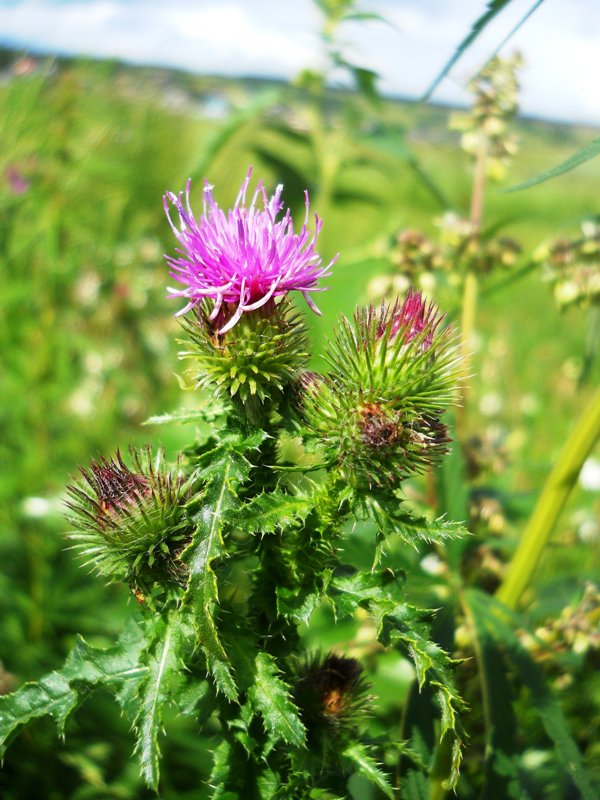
247 652 306 751
183 431 266 700
0 620 146 756
461 591 520 798
176 676 217 720
228 490 312 535
423 0 544 100
331 570 464 788
208 740 239 799
361 494 467 567
343 743 394 799
130 612 191 790
467 590 598 800
401 769 429 800
506 136 600 192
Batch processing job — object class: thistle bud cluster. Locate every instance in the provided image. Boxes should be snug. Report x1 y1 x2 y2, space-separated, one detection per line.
450 52 523 182
42 170 467 798
534 219 600 308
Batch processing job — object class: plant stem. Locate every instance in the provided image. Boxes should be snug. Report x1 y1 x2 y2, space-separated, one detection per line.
497 386 600 609
457 136 487 437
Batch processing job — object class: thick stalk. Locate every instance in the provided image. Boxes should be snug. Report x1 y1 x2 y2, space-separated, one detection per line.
497 386 600 609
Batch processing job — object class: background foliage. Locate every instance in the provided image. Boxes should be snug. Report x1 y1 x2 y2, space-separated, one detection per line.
0 24 599 798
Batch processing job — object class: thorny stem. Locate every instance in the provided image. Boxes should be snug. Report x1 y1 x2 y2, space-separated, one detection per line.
497 386 600 609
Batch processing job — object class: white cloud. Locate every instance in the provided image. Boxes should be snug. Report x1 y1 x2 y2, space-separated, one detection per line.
0 0 599 124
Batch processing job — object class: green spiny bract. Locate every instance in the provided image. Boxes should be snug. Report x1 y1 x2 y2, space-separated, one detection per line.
66 447 193 594
298 292 460 488
178 298 309 417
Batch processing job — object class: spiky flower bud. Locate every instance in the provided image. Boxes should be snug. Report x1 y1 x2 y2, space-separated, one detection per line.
299 291 459 488
294 653 370 745
179 297 309 414
66 447 193 595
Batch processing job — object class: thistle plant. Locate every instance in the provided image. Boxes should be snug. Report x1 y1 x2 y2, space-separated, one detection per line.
0 170 469 797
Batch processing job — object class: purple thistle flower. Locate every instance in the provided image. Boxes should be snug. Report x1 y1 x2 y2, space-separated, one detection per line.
379 289 444 349
164 168 337 333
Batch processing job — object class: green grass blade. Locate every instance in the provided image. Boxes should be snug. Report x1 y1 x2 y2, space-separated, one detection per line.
423 0 544 101
505 136 600 192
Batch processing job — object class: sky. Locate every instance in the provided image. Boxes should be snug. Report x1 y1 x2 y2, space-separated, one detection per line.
0 0 599 125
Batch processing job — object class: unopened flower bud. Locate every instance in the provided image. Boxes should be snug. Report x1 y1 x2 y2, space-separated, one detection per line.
294 653 370 744
300 290 461 487
66 447 193 592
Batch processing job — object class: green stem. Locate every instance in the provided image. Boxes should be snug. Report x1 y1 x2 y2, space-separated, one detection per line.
457 135 487 437
457 270 479 437
497 387 600 609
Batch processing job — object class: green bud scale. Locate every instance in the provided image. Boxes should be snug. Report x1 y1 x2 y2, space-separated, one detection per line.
179 298 309 415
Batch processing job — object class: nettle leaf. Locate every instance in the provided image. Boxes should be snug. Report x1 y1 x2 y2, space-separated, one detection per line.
228 490 312 535
129 611 192 790
0 620 146 756
342 743 395 800
506 134 600 192
182 430 266 700
247 652 306 752
467 590 598 800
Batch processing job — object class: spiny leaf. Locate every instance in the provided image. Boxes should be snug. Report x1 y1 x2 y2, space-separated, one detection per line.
276 574 331 625
423 0 545 100
331 570 464 788
366 494 467 550
183 431 266 699
176 677 217 720
248 652 306 750
468 590 598 800
208 740 239 799
130 611 191 790
506 135 600 192
342 742 395 799
0 620 146 756
227 490 312 535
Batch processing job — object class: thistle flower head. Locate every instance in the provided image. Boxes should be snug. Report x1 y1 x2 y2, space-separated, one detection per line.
66 447 193 593
164 168 337 333
298 290 460 488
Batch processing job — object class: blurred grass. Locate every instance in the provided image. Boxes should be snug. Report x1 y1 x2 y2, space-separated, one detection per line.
0 51 598 797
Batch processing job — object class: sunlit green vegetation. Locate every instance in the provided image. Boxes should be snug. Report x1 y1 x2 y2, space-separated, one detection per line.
1 48 598 798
